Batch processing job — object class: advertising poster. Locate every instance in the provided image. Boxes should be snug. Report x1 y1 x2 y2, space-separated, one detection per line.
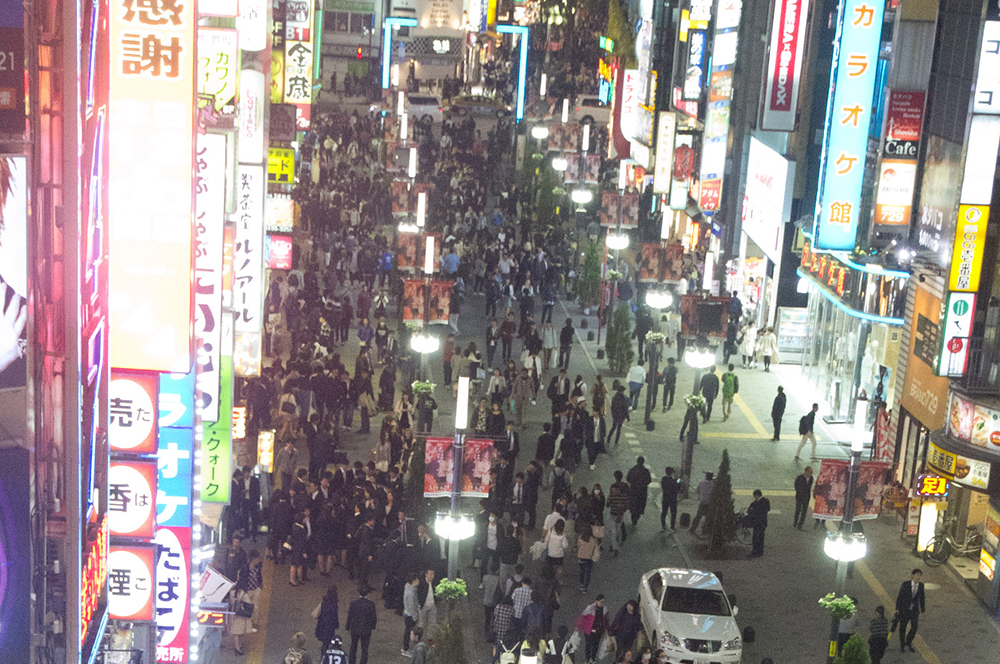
461 439 495 497
761 0 809 131
424 437 455 497
402 280 427 322
0 156 27 388
599 192 639 228
899 286 951 431
429 281 452 325
564 153 580 184
267 235 294 270
584 155 601 184
397 232 419 271
926 440 991 490
560 124 580 152
392 181 411 215
638 243 686 283
812 459 892 520
0 447 30 661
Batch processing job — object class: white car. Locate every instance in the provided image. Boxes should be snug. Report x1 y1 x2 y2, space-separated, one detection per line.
407 94 444 124
569 95 611 127
638 568 743 663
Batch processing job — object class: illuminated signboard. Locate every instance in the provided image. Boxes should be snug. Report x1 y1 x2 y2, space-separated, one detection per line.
232 406 247 440
238 69 266 164
195 133 227 423
236 0 268 51
257 430 276 472
974 21 1000 115
0 0 25 133
156 427 193 528
620 69 639 140
598 57 614 104
154 526 190 663
874 91 924 227
0 155 26 389
741 137 794 262
160 368 196 430
108 545 156 622
874 160 918 226
937 292 976 377
268 147 296 183
813 0 885 250
283 0 314 105
268 234 294 270
81 516 109 648
197 28 239 112
109 371 158 454
915 474 948 497
948 205 988 292
109 0 195 373
108 460 158 539
201 355 233 503
235 165 265 337
761 0 810 131
683 30 706 101
197 606 231 628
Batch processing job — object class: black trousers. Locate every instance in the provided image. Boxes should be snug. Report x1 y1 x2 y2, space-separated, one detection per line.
502 340 513 363
443 360 452 385
772 415 782 440
662 383 675 409
558 345 571 369
661 501 677 529
704 396 715 421
350 631 372 664
403 615 416 650
608 418 625 446
898 611 919 648
752 526 766 555
794 498 809 528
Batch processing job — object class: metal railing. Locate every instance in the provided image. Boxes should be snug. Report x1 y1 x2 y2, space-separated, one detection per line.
942 337 1000 394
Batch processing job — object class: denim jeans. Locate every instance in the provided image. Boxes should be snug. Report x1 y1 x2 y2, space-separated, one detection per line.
629 381 643 410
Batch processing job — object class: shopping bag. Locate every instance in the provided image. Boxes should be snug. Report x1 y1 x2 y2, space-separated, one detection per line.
568 629 583 653
530 540 546 561
597 634 615 661
592 546 601 563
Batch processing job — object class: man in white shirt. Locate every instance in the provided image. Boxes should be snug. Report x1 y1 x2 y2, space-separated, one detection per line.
627 361 648 411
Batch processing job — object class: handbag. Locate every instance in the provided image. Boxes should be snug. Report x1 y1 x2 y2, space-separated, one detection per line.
281 400 297 414
597 634 615 661
283 535 293 551
235 600 255 618
592 545 601 563
530 540 546 561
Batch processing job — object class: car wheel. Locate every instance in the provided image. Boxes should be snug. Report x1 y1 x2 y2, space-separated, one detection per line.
422 114 433 123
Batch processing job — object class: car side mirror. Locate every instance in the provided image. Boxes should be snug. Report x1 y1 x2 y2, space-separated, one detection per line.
732 606 739 617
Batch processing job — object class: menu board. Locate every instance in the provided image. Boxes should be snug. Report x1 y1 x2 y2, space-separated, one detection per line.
948 392 1000 450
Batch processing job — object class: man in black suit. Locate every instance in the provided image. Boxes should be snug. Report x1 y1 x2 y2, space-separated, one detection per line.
345 584 378 664
894 568 926 652
499 422 520 459
228 470 245 539
699 366 720 422
746 489 771 558
239 466 262 540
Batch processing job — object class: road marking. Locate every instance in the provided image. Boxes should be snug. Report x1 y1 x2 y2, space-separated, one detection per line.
856 560 943 664
734 393 770 436
247 556 276 664
700 432 774 439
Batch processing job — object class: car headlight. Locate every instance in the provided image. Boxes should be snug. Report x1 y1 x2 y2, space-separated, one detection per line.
660 631 681 647
723 637 742 651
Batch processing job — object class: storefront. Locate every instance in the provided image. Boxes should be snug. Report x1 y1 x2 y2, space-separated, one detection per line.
797 242 907 422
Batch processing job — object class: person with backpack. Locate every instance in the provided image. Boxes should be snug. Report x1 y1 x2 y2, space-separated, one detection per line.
409 627 429 664
720 364 740 421
283 632 313 664
795 403 820 460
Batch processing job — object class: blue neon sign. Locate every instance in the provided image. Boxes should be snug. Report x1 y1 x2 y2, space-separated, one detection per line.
496 24 529 122
813 0 885 251
381 17 417 89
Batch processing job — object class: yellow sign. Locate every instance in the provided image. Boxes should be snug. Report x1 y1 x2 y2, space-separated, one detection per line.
257 430 276 472
927 441 957 476
270 49 285 103
981 548 996 581
197 28 239 112
949 204 988 292
268 148 295 183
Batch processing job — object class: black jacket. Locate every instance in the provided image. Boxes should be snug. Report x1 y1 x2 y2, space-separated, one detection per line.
560 324 574 347
895 581 926 614
611 391 630 422
498 429 520 458
345 596 378 635
794 473 813 501
417 577 438 607
661 476 680 505
772 392 787 418
747 497 771 528
700 372 720 399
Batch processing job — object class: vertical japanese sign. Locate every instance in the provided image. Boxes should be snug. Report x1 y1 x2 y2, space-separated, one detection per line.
948 204 988 292
683 30 706 101
699 0 743 212
653 112 676 194
154 526 191 663
874 91 924 227
109 0 196 373
234 165 265 376
236 0 267 51
238 69 266 165
619 69 639 142
109 371 159 454
156 427 193 528
195 133 227 422
108 460 158 539
0 0 25 132
761 0 809 131
201 355 232 503
197 28 239 112
813 0 885 250
283 0 314 105
938 292 976 377
159 368 196 430
108 545 156 621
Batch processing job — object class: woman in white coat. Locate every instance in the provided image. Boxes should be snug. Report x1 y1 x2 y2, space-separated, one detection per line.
739 324 757 369
757 327 779 372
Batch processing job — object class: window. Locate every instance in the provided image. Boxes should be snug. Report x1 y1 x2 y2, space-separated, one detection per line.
661 587 731 616
582 98 606 108
647 573 664 603
334 11 349 32
349 13 365 34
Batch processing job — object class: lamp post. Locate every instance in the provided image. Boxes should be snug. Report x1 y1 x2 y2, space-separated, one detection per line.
824 396 869 662
408 235 438 381
441 375 471 579
598 163 630 344
681 340 715 498
643 336 663 428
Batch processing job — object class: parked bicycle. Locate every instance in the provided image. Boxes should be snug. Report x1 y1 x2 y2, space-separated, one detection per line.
922 516 983 566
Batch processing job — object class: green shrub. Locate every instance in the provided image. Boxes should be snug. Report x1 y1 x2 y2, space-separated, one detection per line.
605 303 634 375
706 449 738 552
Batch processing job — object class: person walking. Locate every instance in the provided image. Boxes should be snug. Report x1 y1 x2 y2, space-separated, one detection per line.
699 366 720 422
739 323 757 368
771 386 786 441
402 573 420 654
690 472 714 534
660 357 677 412
576 595 610 664
720 364 739 421
559 318 574 369
757 326 779 371
608 385 629 448
795 403 820 459
442 334 455 387
576 529 600 593
626 457 652 527
313 585 340 652
746 490 771 558
511 368 535 427
275 439 299 490
793 466 814 529
345 585 377 664
894 568 925 653
607 471 629 556
660 467 680 531
868 606 889 664
627 360 647 411
610 599 645 660
585 408 606 470
500 312 518 364
541 322 557 371
492 595 518 657
417 568 438 635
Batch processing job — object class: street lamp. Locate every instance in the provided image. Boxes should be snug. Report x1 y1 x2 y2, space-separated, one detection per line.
606 232 629 250
531 125 549 140
684 346 715 369
442 376 473 579
435 512 476 541
645 290 674 309
552 156 568 171
571 189 593 205
410 332 440 354
823 397 869 662
680 339 716 497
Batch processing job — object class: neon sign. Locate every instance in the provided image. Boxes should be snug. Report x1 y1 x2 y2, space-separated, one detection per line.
81 516 109 646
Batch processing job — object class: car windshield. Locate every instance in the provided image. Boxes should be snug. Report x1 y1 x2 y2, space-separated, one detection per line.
410 96 439 106
582 98 604 107
661 587 731 616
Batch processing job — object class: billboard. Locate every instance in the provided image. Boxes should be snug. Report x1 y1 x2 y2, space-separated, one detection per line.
109 0 195 372
267 234 294 269
154 526 191 663
236 0 268 51
0 0 24 133
0 156 27 388
683 30 706 101
874 91 924 227
813 0 885 250
201 355 232 503
653 112 676 194
234 165 265 336
197 28 239 112
108 545 156 622
948 204 988 292
741 138 794 262
109 371 158 454
238 69 266 165
761 0 810 131
108 460 158 539
812 459 892 520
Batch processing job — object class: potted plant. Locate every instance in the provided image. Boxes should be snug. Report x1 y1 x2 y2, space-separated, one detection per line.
818 594 857 620
412 380 436 395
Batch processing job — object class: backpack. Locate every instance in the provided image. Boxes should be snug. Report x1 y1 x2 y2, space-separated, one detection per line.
284 648 306 664
499 643 517 664
799 415 809 435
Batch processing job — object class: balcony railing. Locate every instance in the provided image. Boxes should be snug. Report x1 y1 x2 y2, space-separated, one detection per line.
942 337 1000 394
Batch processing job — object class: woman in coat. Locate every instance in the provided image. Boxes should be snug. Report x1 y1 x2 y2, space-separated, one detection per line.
289 512 309 586
378 361 396 411
611 599 645 659
756 327 779 372
313 585 340 650
485 401 507 438
576 595 610 663
267 489 294 564
394 391 414 430
739 323 757 369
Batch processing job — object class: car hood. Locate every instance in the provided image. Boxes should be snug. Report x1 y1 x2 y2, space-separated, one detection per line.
659 611 739 642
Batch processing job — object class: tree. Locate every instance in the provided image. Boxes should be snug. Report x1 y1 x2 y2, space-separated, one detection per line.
605 302 634 375
577 240 602 309
606 0 637 68
835 634 870 664
430 611 467 664
706 449 738 553
405 437 426 520
536 166 559 223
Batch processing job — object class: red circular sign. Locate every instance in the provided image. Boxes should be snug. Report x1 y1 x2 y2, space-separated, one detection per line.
947 337 965 353
990 431 1000 446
